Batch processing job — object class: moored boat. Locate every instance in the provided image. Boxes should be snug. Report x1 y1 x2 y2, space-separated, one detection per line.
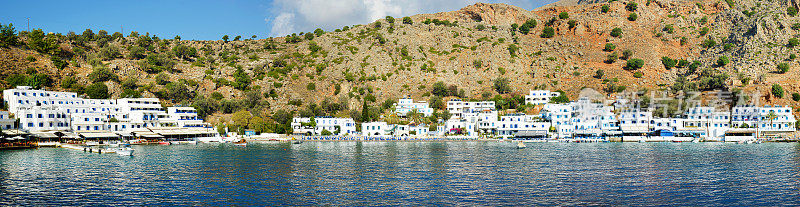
517 142 527 149
158 141 171 145
233 139 247 147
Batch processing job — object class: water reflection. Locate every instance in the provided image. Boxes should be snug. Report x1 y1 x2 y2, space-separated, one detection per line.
0 142 800 206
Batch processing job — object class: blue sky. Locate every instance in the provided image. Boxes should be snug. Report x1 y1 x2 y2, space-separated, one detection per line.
0 0 558 40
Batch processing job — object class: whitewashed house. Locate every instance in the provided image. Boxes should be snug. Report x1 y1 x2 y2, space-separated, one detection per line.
446 99 495 119
524 90 560 105
394 98 434 117
291 116 356 135
362 122 389 136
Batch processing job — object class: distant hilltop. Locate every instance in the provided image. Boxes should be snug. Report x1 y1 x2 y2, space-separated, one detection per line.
0 0 799 134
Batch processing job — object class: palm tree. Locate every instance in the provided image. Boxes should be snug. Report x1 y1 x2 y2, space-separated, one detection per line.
408 109 423 124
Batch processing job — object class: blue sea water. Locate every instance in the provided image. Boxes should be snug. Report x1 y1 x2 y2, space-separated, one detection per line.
1 142 799 206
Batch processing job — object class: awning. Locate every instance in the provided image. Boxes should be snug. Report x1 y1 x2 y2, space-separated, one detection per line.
31 132 59 139
515 130 547 137
79 132 120 139
2 130 28 136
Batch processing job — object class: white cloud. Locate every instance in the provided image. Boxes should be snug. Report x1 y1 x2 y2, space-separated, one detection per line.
267 0 554 37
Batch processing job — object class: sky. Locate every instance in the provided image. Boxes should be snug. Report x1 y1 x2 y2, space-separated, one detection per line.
0 0 559 40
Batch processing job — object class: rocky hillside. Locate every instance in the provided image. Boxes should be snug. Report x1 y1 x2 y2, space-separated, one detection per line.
1 0 800 132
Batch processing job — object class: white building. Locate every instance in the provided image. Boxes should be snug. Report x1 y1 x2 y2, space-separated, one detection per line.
2 86 208 133
524 90 560 105
163 107 206 127
756 105 796 133
362 122 389 136
542 103 574 138
0 111 15 129
496 114 550 138
291 116 357 135
394 98 434 117
682 107 730 140
446 99 495 119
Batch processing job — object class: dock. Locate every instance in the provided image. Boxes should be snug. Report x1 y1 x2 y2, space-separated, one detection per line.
61 144 115 154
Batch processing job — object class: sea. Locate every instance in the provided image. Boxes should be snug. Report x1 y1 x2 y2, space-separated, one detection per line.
1 141 799 206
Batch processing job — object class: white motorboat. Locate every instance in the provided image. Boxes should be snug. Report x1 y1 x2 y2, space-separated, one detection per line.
516 142 527 149
114 147 134 156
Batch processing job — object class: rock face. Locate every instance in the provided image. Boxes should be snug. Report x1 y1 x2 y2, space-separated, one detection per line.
2 0 800 121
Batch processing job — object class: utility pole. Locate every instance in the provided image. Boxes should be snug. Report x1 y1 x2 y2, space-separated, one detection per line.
27 17 30 31
121 25 124 36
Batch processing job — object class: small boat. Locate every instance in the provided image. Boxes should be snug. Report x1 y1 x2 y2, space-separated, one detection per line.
292 141 303 144
158 141 171 145
692 139 701 143
113 147 135 156
516 142 527 149
129 139 148 145
233 139 247 147
638 140 646 143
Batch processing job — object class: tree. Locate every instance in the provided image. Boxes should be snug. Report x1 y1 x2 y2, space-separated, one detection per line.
82 29 95 40
702 38 716 48
493 78 511 94
475 24 486 31
88 67 118 83
232 110 253 131
165 82 192 102
172 44 197 60
5 74 26 88
626 2 638 11
26 73 53 89
540 27 555 38
233 35 241 41
128 45 146 59
321 129 332 135
789 7 799 17
568 20 577 29
304 32 314 40
155 72 170 85
601 5 610 13
27 29 58 54
233 68 251 90
51 56 67 69
625 58 645 70
429 96 444 110
431 81 448 97
778 62 790 73
99 46 121 60
559 12 570 19
792 93 800 101
86 82 109 99
402 17 413 24
610 28 623 37
772 84 784 98
628 13 638 21
606 53 618 63
0 23 19 47
551 91 569 103
314 28 324 37
222 35 229 42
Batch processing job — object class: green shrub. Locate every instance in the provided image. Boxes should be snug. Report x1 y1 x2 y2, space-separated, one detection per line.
772 84 784 98
540 27 555 38
602 5 610 13
661 57 677 69
633 71 643 78
778 62 790 73
306 82 316 91
789 38 800 47
89 67 118 83
86 82 109 99
402 17 413 24
628 13 638 21
717 56 729 66
792 93 800 101
606 53 618 63
622 49 633 60
610 28 623 37
594 69 605 79
51 56 67 69
626 2 638 11
568 20 577 29
604 43 616 52
789 7 798 17
702 38 716 48
559 12 570 19
625 58 645 70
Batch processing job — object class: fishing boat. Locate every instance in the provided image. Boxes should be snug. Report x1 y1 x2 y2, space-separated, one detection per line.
233 139 247 147
129 139 148 145
158 141 171 145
